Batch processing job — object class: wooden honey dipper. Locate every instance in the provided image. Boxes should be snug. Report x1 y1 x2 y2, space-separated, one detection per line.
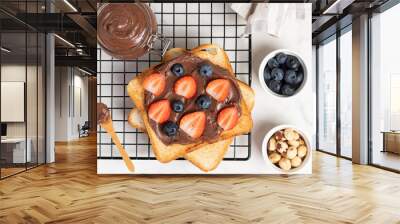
97 103 135 172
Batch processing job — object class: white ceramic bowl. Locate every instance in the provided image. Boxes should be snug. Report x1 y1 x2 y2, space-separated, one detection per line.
258 49 308 97
261 125 311 174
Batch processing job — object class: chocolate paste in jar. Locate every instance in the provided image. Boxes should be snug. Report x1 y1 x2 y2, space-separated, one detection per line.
97 3 157 59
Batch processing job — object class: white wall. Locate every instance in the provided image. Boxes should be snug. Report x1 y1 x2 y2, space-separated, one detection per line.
72 73 89 138
1 65 27 139
54 66 89 141
55 66 69 141
311 45 317 150
1 65 42 137
1 64 46 163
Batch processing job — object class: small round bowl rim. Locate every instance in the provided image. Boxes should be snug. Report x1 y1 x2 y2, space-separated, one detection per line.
261 124 312 174
258 49 308 98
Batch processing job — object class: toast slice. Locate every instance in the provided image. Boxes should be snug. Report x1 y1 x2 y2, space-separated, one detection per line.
129 47 255 172
128 80 254 171
127 44 253 163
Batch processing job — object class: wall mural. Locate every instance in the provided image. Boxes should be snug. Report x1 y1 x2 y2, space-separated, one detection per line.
96 3 314 174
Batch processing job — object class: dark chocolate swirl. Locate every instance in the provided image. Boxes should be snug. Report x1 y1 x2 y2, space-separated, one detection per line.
97 3 157 59
144 54 242 145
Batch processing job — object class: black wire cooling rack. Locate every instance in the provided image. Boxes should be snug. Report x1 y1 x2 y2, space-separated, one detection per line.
97 2 252 161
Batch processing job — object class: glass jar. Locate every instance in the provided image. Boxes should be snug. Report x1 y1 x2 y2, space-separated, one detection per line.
97 3 170 60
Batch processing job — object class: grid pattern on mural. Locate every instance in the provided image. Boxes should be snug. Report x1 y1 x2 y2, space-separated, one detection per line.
97 3 252 161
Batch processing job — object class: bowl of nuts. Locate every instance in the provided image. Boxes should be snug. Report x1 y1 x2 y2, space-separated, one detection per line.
262 125 311 173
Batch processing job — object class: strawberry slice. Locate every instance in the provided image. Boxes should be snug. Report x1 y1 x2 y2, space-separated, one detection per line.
217 106 239 131
148 100 171 124
143 72 166 96
174 76 197 99
206 79 231 102
179 111 206 139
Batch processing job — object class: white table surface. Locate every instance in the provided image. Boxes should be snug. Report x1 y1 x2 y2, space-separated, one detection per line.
98 3 314 174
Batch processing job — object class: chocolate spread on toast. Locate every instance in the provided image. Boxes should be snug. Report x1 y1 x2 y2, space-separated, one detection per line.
144 53 242 145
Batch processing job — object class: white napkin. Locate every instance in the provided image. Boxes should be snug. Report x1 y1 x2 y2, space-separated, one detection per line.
231 3 291 37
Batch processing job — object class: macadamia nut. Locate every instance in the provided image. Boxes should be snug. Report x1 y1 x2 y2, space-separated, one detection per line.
269 152 281 164
284 128 299 141
269 138 277 151
283 129 294 140
293 132 300 140
279 158 291 171
291 156 302 167
297 145 307 158
288 140 300 147
286 147 297 159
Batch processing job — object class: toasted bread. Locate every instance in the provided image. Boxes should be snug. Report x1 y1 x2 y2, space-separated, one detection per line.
129 47 255 171
127 44 253 164
128 78 254 171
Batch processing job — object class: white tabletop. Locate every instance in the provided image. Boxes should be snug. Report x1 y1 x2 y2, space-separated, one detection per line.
98 3 314 174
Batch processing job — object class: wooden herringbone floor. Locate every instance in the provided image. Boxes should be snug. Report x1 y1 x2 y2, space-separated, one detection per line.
1 136 400 224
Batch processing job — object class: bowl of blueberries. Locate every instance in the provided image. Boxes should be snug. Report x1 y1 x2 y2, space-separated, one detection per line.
258 49 307 97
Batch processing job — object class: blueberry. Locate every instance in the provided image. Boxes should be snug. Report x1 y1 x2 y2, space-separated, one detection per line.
196 95 211 109
263 66 271 81
293 71 304 86
267 80 282 93
271 68 284 81
267 58 279 69
284 70 297 85
171 63 184 76
286 56 300 70
281 84 296 96
162 121 179 137
199 64 213 77
275 53 288 64
172 100 184 113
